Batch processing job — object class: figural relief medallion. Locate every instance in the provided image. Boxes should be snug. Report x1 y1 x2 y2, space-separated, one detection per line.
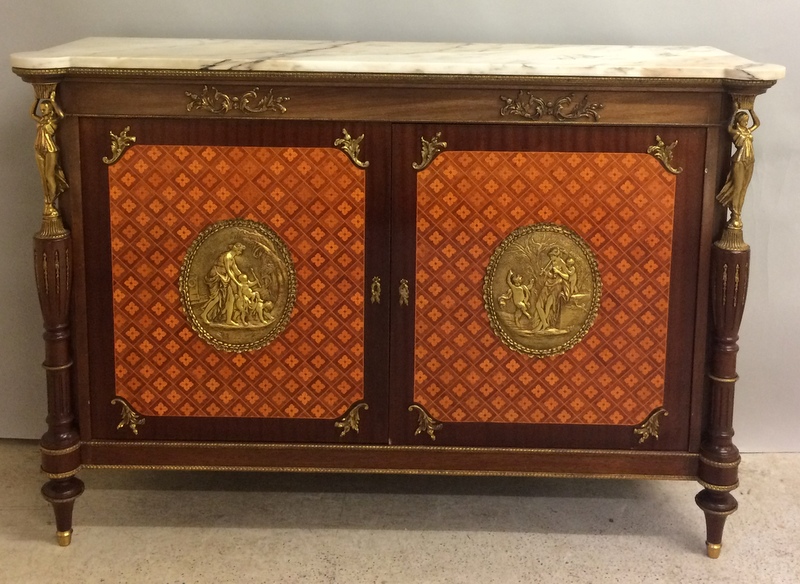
484 223 601 357
179 219 296 353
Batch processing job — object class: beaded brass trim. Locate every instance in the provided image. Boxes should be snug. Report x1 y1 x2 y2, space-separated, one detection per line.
40 443 81 456
15 66 778 88
699 455 741 469
701 507 738 517
697 479 740 492
80 463 693 480
42 494 81 505
41 467 81 480
84 440 698 457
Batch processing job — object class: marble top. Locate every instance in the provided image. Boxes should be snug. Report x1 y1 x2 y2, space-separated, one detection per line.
10 38 785 81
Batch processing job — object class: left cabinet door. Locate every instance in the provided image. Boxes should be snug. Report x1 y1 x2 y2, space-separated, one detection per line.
75 118 391 444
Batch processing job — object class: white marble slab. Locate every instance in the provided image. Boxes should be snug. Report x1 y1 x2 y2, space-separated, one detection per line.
10 37 785 81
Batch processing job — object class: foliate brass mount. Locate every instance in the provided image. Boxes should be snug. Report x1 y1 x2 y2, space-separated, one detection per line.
102 126 137 165
647 135 683 175
399 279 410 306
30 83 69 239
484 223 602 357
335 402 369 437
408 403 443 441
179 219 297 353
371 276 381 304
412 132 447 171
334 128 369 169
185 86 289 115
111 398 145 435
634 408 668 443
500 91 603 122
715 93 760 252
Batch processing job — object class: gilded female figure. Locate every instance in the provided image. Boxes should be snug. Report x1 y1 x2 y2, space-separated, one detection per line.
716 107 760 229
533 247 571 332
200 243 246 326
31 91 69 217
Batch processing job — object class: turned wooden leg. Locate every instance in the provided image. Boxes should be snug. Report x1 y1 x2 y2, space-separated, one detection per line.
34 229 83 545
696 234 749 558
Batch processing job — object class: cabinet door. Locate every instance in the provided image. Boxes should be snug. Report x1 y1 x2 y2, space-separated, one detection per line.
390 123 706 450
76 118 390 443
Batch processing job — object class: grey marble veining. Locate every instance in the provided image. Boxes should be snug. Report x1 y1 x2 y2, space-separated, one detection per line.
11 38 785 80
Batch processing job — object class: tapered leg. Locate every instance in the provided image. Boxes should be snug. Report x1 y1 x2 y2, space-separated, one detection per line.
696 233 749 558
34 229 83 545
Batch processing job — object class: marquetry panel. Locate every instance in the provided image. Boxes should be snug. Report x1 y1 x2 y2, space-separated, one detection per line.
108 145 366 419
413 150 676 425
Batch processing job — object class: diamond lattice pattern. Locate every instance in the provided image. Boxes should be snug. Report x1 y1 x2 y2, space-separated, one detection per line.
414 151 676 425
108 145 366 419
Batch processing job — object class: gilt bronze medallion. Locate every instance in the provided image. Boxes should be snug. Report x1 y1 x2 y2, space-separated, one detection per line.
180 219 296 352
484 223 601 357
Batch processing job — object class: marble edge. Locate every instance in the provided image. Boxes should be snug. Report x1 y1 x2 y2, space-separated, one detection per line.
9 37 786 81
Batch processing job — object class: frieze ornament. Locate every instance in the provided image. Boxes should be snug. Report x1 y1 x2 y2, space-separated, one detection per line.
499 91 603 122
179 219 296 352
185 86 289 115
484 223 601 357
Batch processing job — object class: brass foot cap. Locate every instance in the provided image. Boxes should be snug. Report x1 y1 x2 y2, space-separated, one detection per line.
57 529 73 547
706 542 722 559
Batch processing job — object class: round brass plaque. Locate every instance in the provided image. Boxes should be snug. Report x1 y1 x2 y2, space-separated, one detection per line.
484 223 601 357
179 219 296 353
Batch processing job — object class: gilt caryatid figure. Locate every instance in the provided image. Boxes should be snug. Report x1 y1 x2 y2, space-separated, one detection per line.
716 97 760 249
30 89 69 236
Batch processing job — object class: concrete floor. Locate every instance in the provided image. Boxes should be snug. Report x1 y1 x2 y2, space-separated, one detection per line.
0 440 798 583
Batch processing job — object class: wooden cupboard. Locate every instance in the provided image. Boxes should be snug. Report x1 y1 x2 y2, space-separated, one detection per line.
11 39 783 556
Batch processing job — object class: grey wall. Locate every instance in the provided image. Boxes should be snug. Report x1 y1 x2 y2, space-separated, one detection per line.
1 1 797 450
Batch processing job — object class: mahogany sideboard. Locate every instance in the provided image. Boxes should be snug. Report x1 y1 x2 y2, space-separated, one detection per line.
10 39 784 556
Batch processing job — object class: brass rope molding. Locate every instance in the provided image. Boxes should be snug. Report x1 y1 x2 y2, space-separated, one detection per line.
79 463 694 481
83 439 699 456
13 65 779 89
699 455 741 469
697 479 740 492
40 443 81 456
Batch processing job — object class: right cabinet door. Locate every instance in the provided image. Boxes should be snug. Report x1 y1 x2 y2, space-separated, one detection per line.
389 123 708 450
